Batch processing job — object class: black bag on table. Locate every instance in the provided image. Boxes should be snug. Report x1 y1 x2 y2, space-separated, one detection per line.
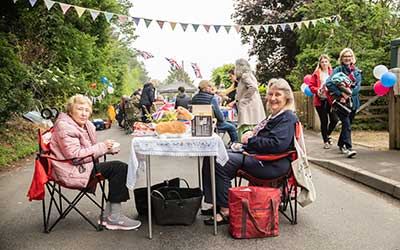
151 186 203 226
134 178 186 216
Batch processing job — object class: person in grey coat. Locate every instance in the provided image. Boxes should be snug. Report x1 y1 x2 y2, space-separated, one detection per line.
234 58 266 139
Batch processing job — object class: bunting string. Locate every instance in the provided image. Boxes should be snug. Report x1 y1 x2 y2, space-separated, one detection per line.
14 0 341 35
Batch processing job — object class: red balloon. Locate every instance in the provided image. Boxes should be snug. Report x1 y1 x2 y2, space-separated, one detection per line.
373 80 390 96
90 83 97 89
303 74 312 85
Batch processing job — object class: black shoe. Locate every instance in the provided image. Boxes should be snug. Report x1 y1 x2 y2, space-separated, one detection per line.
200 206 220 216
203 211 229 226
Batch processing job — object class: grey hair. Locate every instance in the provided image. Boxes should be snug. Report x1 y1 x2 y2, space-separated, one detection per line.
267 78 296 112
66 94 92 115
234 58 252 79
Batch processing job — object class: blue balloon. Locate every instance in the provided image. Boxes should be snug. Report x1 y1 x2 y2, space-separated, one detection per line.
304 85 313 97
101 76 108 84
108 82 113 87
380 72 397 88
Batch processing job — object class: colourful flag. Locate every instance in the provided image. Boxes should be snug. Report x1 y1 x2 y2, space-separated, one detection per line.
165 57 182 70
191 63 202 78
136 50 154 59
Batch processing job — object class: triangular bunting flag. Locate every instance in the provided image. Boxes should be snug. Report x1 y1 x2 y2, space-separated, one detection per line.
243 25 251 34
29 0 37 7
223 25 231 33
263 25 269 33
104 12 113 23
203 25 211 32
180 23 188 32
13 0 18 3
44 0 55 10
295 22 302 30
192 24 200 32
74 6 85 18
279 23 286 32
170 22 177 30
157 20 165 29
234 25 241 33
288 23 295 31
133 17 140 26
303 20 310 28
89 10 100 21
213 25 221 33
311 20 318 27
319 18 326 24
144 18 152 28
252 25 261 33
271 24 278 32
59 3 71 15
119 15 127 24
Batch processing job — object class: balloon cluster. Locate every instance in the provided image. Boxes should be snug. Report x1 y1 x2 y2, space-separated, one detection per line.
90 76 115 94
372 65 397 96
301 74 313 97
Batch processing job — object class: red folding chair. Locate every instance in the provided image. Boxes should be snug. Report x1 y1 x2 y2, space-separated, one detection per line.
235 122 303 225
27 128 107 233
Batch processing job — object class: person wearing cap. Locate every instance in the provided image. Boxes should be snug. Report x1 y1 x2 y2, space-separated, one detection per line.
191 80 238 143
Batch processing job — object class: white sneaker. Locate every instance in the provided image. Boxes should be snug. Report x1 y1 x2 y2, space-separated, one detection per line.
346 149 357 158
339 147 349 154
105 214 141 230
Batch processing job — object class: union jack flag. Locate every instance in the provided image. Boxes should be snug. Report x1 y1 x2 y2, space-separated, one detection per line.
135 49 154 59
191 63 202 78
165 57 182 70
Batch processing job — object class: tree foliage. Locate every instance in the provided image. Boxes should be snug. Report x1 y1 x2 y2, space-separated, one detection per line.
232 0 305 84
288 0 400 90
211 64 235 89
0 0 147 124
163 68 194 87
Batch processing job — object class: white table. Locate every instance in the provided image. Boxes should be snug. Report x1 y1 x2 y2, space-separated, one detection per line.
127 134 228 239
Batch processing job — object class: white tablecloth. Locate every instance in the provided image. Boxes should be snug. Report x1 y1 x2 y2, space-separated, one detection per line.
126 134 229 189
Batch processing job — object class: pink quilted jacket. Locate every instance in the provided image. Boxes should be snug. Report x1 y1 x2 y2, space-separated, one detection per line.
49 113 108 189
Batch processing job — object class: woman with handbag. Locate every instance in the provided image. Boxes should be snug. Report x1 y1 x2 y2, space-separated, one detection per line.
201 78 298 225
309 54 338 149
326 48 362 158
50 94 141 230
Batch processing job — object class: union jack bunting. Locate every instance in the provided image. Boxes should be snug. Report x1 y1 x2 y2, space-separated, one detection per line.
165 57 182 70
135 49 154 59
191 63 202 78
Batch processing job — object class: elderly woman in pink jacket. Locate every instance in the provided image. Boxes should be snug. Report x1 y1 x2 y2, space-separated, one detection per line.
50 94 141 231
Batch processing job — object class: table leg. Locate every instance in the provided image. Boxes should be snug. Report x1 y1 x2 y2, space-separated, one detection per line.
210 156 217 235
146 155 152 239
197 156 202 190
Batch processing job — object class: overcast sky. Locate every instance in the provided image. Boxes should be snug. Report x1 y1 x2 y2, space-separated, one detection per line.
129 0 252 85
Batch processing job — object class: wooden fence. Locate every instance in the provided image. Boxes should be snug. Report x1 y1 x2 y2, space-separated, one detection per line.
294 86 389 130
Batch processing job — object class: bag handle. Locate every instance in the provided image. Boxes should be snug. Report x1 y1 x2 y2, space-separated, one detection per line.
151 190 166 200
179 178 190 188
166 190 183 202
241 198 275 237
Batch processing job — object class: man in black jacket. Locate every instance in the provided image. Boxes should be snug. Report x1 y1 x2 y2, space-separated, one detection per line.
140 79 157 122
174 86 191 109
192 80 238 143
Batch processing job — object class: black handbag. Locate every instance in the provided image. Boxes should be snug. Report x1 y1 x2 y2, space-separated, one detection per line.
332 99 352 116
151 186 203 225
134 178 186 216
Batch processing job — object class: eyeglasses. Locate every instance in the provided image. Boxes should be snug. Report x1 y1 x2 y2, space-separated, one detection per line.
343 55 352 58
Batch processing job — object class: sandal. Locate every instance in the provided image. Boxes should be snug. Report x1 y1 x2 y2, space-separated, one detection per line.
200 206 220 216
203 211 229 226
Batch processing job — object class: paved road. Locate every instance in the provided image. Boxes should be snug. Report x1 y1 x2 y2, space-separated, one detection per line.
0 126 399 250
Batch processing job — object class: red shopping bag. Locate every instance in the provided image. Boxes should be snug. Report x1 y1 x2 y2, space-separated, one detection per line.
229 186 280 239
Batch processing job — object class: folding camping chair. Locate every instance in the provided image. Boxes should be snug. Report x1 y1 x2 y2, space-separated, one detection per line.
235 122 304 225
27 128 108 233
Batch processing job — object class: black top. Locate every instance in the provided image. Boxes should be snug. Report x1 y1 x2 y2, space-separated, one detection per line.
175 93 191 109
140 83 155 106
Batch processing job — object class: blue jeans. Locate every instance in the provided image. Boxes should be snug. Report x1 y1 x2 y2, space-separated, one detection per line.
217 121 238 143
337 110 356 150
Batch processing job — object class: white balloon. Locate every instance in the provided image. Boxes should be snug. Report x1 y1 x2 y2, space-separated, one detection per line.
300 83 307 92
107 86 114 94
373 65 388 79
